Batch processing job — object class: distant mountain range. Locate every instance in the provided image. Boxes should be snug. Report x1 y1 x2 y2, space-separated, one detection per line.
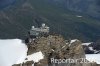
0 0 100 42
47 0 100 19
0 0 16 9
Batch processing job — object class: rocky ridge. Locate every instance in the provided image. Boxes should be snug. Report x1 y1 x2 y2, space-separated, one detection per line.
13 35 99 66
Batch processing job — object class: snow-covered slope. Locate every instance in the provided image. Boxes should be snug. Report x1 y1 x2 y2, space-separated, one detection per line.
82 43 92 46
24 51 44 63
86 54 100 64
0 39 44 66
0 39 28 66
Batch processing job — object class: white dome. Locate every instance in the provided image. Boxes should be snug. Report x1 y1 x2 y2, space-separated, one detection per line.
32 26 35 29
42 23 46 27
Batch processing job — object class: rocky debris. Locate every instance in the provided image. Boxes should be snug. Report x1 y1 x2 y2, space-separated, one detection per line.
27 35 66 55
12 61 34 66
13 35 99 66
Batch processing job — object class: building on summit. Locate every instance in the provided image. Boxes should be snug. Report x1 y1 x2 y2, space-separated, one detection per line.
25 23 49 44
29 23 49 38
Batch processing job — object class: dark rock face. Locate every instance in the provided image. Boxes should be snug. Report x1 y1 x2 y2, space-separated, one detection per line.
13 35 99 66
82 42 100 54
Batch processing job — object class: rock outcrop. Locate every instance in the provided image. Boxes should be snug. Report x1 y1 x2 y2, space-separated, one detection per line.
13 35 99 66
